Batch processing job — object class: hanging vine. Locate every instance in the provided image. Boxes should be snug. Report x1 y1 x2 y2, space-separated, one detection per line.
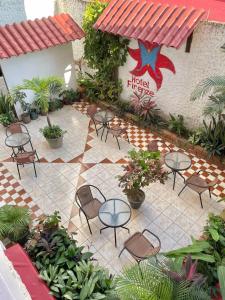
81 0 129 102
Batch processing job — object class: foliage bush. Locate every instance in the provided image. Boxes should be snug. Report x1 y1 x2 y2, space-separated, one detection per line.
118 149 167 195
189 117 225 157
166 214 225 298
168 114 189 137
40 125 65 139
82 0 129 103
0 205 31 242
26 221 114 299
60 89 81 104
0 92 15 126
115 255 210 300
15 77 64 113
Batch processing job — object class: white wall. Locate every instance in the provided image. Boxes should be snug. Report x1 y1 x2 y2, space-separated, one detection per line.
1 43 76 116
119 21 225 129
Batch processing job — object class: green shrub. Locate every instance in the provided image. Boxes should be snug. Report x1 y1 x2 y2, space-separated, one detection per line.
60 89 80 104
26 220 114 299
166 214 225 297
40 125 64 139
0 92 15 126
0 205 31 242
168 114 189 136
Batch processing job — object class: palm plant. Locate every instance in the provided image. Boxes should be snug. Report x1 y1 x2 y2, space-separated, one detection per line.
15 76 63 114
0 205 31 242
190 75 225 119
115 256 210 300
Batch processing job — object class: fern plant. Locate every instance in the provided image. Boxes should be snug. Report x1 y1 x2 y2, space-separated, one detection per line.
115 256 210 300
0 205 31 242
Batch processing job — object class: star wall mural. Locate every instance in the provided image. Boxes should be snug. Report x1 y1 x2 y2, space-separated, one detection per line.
128 41 176 90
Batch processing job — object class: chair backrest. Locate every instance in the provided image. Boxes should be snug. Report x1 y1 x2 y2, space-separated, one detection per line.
6 123 29 136
76 185 94 207
87 105 97 119
14 151 35 164
147 140 159 152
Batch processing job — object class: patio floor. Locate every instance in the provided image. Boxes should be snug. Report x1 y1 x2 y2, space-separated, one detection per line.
0 102 224 274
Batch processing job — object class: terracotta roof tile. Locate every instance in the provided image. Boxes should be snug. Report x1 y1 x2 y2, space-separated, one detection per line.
0 13 84 59
94 0 207 48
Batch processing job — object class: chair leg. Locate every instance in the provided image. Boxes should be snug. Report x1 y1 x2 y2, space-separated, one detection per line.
116 136 121 150
93 120 98 136
208 188 212 198
178 184 187 196
16 164 21 180
86 218 92 234
35 151 40 162
199 193 203 209
33 162 37 177
126 132 130 143
118 247 125 258
29 140 34 151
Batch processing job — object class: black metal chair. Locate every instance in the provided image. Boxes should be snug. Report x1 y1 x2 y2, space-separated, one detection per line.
105 120 129 149
75 185 106 234
14 150 39 179
6 122 37 158
119 229 161 263
178 170 218 208
87 105 101 136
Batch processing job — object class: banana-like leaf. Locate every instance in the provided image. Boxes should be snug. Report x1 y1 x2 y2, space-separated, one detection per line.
218 266 225 300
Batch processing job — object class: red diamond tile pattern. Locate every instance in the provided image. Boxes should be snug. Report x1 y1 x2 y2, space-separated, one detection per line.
0 163 43 220
73 102 225 198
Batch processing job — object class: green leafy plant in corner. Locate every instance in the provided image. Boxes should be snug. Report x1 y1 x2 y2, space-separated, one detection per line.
15 76 64 114
168 113 188 136
166 214 225 298
0 205 31 243
0 92 15 126
115 255 210 300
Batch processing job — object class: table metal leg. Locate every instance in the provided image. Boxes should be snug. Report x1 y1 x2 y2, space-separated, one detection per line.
121 226 130 233
173 171 177 190
100 226 108 234
177 171 186 182
101 126 105 141
114 228 117 247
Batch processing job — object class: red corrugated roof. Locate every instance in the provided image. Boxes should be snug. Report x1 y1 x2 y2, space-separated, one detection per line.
0 13 84 59
94 0 208 48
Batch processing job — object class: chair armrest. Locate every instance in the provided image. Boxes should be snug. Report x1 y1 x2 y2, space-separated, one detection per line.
142 229 161 249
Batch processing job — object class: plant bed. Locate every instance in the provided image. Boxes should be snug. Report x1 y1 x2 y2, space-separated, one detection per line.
26 213 115 299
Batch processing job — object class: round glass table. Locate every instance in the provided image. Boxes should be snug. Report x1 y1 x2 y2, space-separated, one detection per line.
5 133 31 157
99 199 131 247
93 110 114 140
164 152 191 190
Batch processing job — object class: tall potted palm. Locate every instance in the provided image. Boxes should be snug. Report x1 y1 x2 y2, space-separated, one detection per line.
117 149 167 209
15 76 64 115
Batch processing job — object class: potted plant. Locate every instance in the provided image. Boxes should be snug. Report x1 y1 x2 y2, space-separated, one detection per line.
40 211 61 236
40 120 66 149
0 92 16 126
60 89 81 105
15 76 64 115
117 149 167 209
0 205 31 245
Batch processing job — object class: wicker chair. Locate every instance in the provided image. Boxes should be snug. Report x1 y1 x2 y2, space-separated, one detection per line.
14 150 39 179
87 105 101 136
178 170 218 208
105 120 129 149
119 229 161 263
75 185 106 234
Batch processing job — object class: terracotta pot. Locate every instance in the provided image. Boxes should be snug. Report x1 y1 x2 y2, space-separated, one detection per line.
127 189 145 209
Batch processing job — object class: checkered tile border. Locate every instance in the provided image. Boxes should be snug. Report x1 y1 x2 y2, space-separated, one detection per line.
73 102 225 198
